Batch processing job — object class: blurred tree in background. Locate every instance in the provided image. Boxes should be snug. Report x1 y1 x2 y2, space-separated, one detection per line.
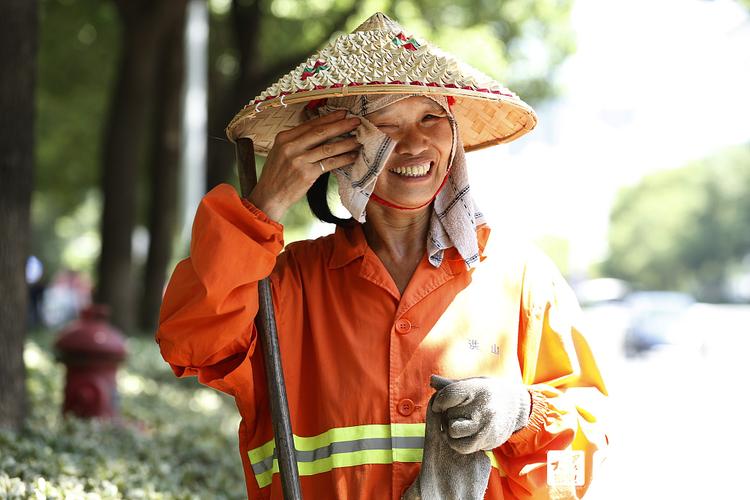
603 144 750 302
0 0 37 431
138 6 188 333
97 1 188 333
32 0 576 334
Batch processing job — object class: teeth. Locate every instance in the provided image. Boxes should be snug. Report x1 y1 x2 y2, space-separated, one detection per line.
390 163 431 177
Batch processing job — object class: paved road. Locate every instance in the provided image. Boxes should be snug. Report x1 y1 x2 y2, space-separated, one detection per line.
581 304 750 500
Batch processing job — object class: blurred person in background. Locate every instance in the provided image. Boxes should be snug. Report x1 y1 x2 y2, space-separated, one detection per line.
26 255 46 328
40 268 92 328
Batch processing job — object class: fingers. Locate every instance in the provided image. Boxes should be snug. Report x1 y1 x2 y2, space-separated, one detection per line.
288 116 362 156
445 434 483 455
304 137 361 164
269 110 361 179
423 394 443 433
318 150 359 173
447 417 480 439
430 375 455 391
432 383 474 413
280 109 348 142
427 377 519 455
442 407 486 454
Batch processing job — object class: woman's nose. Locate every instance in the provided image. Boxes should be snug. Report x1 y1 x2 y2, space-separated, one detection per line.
392 125 429 156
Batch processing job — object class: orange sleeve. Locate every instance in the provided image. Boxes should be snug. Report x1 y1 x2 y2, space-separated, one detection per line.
494 250 609 499
155 183 284 404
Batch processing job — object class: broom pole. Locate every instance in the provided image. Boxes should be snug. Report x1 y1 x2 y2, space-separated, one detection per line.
236 137 303 500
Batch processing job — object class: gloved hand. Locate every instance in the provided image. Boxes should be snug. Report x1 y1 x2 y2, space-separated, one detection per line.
402 376 491 500
431 374 531 455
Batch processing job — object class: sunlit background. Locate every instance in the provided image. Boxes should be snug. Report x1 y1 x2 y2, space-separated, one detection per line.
3 0 750 498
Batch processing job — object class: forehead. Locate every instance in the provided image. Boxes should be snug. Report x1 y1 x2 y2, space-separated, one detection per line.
365 96 444 119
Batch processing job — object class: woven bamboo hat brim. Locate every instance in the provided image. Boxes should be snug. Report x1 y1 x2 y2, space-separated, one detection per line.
226 12 537 155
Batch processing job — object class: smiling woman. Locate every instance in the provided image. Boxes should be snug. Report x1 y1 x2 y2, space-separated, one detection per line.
156 12 608 500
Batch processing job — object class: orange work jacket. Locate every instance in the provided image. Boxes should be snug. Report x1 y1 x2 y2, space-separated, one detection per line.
156 184 609 499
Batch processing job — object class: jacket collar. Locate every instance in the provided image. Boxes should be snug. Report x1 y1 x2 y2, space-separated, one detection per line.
328 223 491 271
328 223 368 269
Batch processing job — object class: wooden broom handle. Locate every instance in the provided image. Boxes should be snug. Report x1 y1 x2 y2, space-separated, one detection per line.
236 138 303 500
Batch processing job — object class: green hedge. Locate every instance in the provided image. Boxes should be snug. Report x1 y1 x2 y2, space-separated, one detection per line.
0 335 247 499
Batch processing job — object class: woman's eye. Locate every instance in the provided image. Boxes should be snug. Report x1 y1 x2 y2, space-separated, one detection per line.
423 114 444 121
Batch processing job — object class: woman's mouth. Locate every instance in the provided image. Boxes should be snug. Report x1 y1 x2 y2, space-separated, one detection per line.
388 162 432 178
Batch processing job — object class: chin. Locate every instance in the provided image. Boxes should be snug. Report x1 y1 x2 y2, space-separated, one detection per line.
371 193 436 210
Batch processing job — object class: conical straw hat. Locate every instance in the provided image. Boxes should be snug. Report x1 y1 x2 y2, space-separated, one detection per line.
226 12 537 155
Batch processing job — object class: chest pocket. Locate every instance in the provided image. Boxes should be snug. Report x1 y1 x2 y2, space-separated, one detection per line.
423 250 527 381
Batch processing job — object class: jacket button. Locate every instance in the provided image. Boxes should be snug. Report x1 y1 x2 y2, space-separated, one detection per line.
395 318 412 334
397 398 415 416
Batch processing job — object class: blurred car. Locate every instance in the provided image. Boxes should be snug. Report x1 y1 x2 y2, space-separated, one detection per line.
573 277 631 308
623 291 698 357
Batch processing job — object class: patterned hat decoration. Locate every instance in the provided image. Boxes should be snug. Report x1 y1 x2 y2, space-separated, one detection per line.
226 12 537 155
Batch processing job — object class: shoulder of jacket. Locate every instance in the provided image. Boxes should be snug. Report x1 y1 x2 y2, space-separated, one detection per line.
284 232 336 255
520 246 583 323
469 238 540 304
501 243 563 316
480 237 553 282
522 245 563 280
276 231 337 271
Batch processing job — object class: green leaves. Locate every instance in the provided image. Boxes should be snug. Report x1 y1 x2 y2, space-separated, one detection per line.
1 336 246 499
604 144 750 301
36 0 120 215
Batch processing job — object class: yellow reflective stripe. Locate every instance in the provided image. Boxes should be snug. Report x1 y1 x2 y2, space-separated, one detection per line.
250 423 426 460
299 449 402 475
390 423 427 437
254 463 277 489
294 424 391 451
248 439 276 464
254 448 425 488
255 450 502 488
295 423 426 451
249 423 506 488
392 448 424 463
486 450 500 469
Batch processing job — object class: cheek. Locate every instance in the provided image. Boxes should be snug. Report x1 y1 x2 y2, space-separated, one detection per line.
433 121 453 165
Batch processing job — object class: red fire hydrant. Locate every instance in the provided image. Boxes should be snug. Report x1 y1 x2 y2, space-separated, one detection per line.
55 304 127 419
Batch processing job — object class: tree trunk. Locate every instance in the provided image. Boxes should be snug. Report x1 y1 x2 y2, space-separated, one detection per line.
97 1 185 332
139 1 187 332
0 0 37 430
205 0 263 191
205 83 240 190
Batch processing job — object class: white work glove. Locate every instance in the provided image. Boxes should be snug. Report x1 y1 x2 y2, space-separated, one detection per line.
402 376 532 499
402 377 491 500
430 374 531 454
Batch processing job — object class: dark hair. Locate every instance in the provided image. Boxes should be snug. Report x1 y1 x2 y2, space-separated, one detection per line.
306 172 355 226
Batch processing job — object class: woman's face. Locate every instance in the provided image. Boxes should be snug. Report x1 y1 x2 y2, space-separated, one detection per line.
366 96 453 209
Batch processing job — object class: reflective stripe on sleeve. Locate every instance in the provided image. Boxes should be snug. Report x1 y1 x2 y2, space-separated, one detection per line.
248 423 505 488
